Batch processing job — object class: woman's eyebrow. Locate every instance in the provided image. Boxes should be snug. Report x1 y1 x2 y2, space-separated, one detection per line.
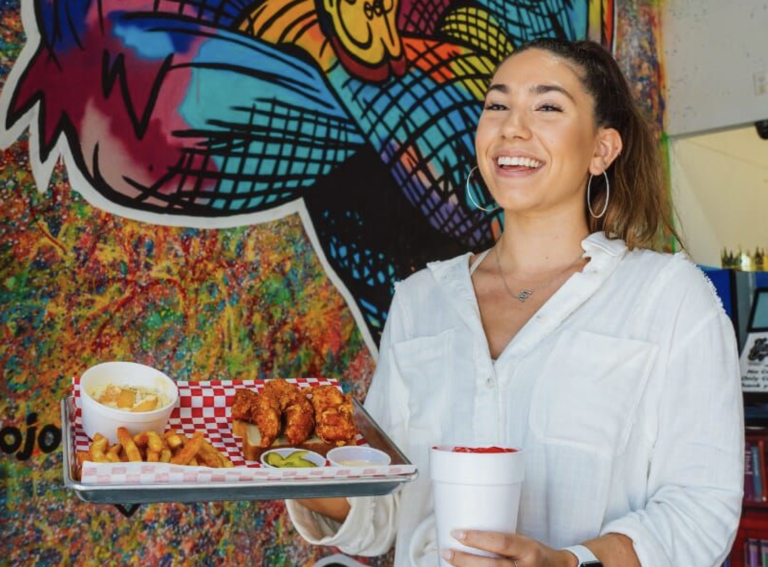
484 83 575 103
484 83 508 98
530 84 575 102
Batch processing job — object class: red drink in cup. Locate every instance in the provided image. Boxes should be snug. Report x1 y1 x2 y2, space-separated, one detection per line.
430 445 525 566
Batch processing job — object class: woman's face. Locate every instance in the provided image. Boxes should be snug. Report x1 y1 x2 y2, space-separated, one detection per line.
475 49 603 220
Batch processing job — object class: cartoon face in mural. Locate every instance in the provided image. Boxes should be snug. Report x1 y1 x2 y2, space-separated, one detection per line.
319 0 404 78
0 0 613 347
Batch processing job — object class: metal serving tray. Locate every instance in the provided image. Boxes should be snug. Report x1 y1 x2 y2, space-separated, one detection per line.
61 396 417 505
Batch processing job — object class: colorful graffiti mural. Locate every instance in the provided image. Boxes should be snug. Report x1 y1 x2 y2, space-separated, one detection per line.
0 0 666 564
1 0 616 343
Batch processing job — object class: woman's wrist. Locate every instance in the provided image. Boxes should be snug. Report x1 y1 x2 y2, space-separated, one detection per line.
293 497 351 523
555 548 579 567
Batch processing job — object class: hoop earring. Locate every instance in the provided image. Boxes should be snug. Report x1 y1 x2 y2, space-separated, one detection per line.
465 166 498 212
587 170 610 219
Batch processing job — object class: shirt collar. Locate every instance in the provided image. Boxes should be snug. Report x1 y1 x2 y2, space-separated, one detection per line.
581 231 627 259
426 232 627 281
425 232 629 360
426 252 473 283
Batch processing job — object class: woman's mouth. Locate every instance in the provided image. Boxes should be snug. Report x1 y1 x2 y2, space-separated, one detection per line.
496 155 545 172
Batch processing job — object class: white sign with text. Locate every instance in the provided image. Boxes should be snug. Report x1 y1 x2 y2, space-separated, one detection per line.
741 332 768 392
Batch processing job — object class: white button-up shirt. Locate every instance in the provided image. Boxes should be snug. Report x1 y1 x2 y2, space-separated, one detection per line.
288 232 744 567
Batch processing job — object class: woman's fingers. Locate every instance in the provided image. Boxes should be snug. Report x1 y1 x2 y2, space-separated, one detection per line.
452 529 525 555
441 548 517 567
440 530 547 566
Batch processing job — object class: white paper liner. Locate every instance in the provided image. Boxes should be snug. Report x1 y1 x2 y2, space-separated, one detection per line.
80 461 416 485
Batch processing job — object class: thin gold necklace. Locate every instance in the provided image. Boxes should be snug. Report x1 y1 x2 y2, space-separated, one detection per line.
494 244 584 303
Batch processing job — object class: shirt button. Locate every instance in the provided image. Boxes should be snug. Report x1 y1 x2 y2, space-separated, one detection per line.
485 377 495 389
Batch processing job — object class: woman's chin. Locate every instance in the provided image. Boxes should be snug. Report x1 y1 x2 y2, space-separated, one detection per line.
493 197 543 216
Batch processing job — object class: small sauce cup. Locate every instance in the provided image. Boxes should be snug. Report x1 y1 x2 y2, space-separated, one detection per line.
327 446 391 467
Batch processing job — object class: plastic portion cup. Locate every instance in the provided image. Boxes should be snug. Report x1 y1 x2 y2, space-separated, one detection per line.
430 445 525 566
327 446 391 467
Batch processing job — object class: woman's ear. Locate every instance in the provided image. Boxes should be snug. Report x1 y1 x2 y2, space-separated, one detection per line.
589 128 623 175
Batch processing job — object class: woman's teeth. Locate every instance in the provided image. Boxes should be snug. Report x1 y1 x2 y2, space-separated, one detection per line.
497 156 543 169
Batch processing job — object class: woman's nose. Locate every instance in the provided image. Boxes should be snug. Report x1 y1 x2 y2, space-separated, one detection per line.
501 110 531 140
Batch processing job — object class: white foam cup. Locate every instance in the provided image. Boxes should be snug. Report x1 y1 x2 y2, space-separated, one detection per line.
430 445 525 566
80 361 178 443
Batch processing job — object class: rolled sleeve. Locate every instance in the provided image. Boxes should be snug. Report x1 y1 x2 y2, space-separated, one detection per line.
602 311 744 566
286 495 398 556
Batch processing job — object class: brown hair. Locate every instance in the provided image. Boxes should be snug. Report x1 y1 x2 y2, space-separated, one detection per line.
508 39 681 251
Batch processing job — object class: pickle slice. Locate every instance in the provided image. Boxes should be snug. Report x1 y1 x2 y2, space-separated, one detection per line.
265 452 286 467
264 450 318 468
283 451 316 468
284 450 308 461
287 457 316 468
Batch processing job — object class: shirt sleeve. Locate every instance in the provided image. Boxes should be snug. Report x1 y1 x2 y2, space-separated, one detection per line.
286 285 411 556
600 303 744 567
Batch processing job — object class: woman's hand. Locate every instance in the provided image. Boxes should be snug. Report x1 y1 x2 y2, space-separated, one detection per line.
293 497 351 523
441 530 576 567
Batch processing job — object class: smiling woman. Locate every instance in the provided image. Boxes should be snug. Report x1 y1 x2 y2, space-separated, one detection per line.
286 39 743 567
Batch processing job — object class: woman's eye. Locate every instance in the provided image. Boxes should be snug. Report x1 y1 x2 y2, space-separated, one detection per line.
484 102 507 111
538 103 562 112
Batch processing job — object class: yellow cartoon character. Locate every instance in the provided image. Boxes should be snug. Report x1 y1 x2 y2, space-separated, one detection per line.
239 0 405 81
319 0 405 80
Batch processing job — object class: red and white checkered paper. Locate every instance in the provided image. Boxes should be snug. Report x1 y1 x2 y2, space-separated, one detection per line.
71 378 416 485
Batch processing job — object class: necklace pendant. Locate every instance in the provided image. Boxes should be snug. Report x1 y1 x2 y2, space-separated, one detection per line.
514 289 533 303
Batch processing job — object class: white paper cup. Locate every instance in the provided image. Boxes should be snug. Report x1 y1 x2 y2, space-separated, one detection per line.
430 445 524 565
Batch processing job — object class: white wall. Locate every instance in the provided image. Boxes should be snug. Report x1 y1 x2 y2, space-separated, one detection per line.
671 126 768 266
663 1 768 137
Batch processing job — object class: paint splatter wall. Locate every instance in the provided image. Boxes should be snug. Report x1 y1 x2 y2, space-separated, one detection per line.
0 0 665 564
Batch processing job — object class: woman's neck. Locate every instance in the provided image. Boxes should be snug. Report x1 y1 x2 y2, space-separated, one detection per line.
495 216 590 275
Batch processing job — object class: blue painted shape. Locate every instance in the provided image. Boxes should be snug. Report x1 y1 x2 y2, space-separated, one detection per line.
37 0 89 53
111 14 195 58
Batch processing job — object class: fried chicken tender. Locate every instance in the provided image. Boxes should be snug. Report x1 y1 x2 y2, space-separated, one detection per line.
314 407 358 445
264 380 314 445
282 393 314 445
310 385 346 413
262 379 296 400
250 391 282 448
310 385 358 445
231 389 258 421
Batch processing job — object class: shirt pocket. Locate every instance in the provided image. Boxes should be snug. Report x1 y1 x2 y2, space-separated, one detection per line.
529 330 658 459
392 329 456 445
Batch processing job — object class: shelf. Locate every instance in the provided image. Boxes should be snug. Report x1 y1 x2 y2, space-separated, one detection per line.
733 433 768 566
732 511 768 567
741 512 768 531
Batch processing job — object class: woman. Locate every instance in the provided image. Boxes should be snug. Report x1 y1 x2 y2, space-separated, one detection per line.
286 39 744 566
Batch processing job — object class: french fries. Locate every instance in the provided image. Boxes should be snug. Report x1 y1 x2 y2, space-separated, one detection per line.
117 427 142 462
170 431 204 465
201 438 234 468
88 433 110 463
79 428 232 474
106 443 123 463
164 430 183 450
